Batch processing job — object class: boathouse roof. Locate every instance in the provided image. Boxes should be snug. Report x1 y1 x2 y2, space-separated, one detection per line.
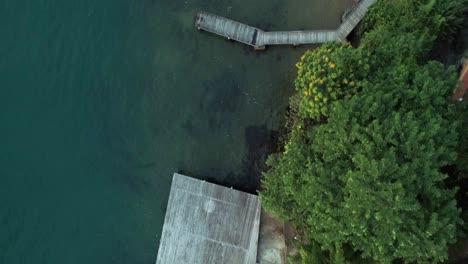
156 173 261 264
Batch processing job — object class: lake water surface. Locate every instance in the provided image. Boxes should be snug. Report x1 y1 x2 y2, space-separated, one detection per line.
0 0 349 263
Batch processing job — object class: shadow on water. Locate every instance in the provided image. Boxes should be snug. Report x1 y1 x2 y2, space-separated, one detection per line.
112 172 154 197
181 71 243 139
178 124 279 194
199 71 242 114
239 124 279 193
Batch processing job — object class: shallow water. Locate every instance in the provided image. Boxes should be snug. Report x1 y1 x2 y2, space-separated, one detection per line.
0 0 349 263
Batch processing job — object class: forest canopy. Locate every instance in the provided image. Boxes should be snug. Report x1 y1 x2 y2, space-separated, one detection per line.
260 0 468 263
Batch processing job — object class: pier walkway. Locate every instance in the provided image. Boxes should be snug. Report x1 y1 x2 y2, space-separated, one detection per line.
195 0 376 49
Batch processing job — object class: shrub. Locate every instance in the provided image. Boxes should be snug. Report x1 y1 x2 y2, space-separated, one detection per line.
294 42 367 120
361 0 468 40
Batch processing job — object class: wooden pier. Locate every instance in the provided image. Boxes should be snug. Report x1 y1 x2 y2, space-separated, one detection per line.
195 12 263 47
195 0 376 49
258 30 337 46
336 0 376 40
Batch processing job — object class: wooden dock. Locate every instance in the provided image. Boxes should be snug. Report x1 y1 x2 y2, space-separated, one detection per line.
258 30 337 46
195 0 376 49
156 173 261 264
336 0 376 40
195 12 263 47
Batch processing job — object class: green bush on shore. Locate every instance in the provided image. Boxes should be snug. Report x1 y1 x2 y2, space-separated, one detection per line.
294 42 368 120
360 0 468 40
260 0 468 263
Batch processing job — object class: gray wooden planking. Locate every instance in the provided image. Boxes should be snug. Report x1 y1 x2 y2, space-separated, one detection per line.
257 31 337 46
195 12 262 46
195 0 376 48
156 173 261 264
336 0 376 40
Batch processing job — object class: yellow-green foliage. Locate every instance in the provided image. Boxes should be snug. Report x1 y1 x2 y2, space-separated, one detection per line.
261 1 467 262
294 42 364 119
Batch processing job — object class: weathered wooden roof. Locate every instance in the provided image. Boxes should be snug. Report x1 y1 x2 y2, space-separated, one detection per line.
454 63 468 100
156 173 261 264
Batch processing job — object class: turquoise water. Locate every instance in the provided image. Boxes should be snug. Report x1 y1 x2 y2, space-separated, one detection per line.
0 0 348 263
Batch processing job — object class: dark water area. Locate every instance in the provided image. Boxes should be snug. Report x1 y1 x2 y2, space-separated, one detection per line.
0 0 349 263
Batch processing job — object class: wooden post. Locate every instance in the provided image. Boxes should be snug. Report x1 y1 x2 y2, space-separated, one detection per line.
254 45 266 51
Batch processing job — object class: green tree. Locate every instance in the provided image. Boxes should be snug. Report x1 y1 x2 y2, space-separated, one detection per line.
261 61 463 263
294 42 368 120
262 0 467 262
361 0 468 40
455 102 468 174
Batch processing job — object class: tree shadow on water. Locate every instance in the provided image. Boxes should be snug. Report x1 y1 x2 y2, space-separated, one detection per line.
177 124 278 194
239 124 279 193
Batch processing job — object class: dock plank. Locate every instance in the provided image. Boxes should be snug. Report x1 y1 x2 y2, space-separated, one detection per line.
195 0 376 49
336 0 375 40
257 30 336 46
195 12 261 46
